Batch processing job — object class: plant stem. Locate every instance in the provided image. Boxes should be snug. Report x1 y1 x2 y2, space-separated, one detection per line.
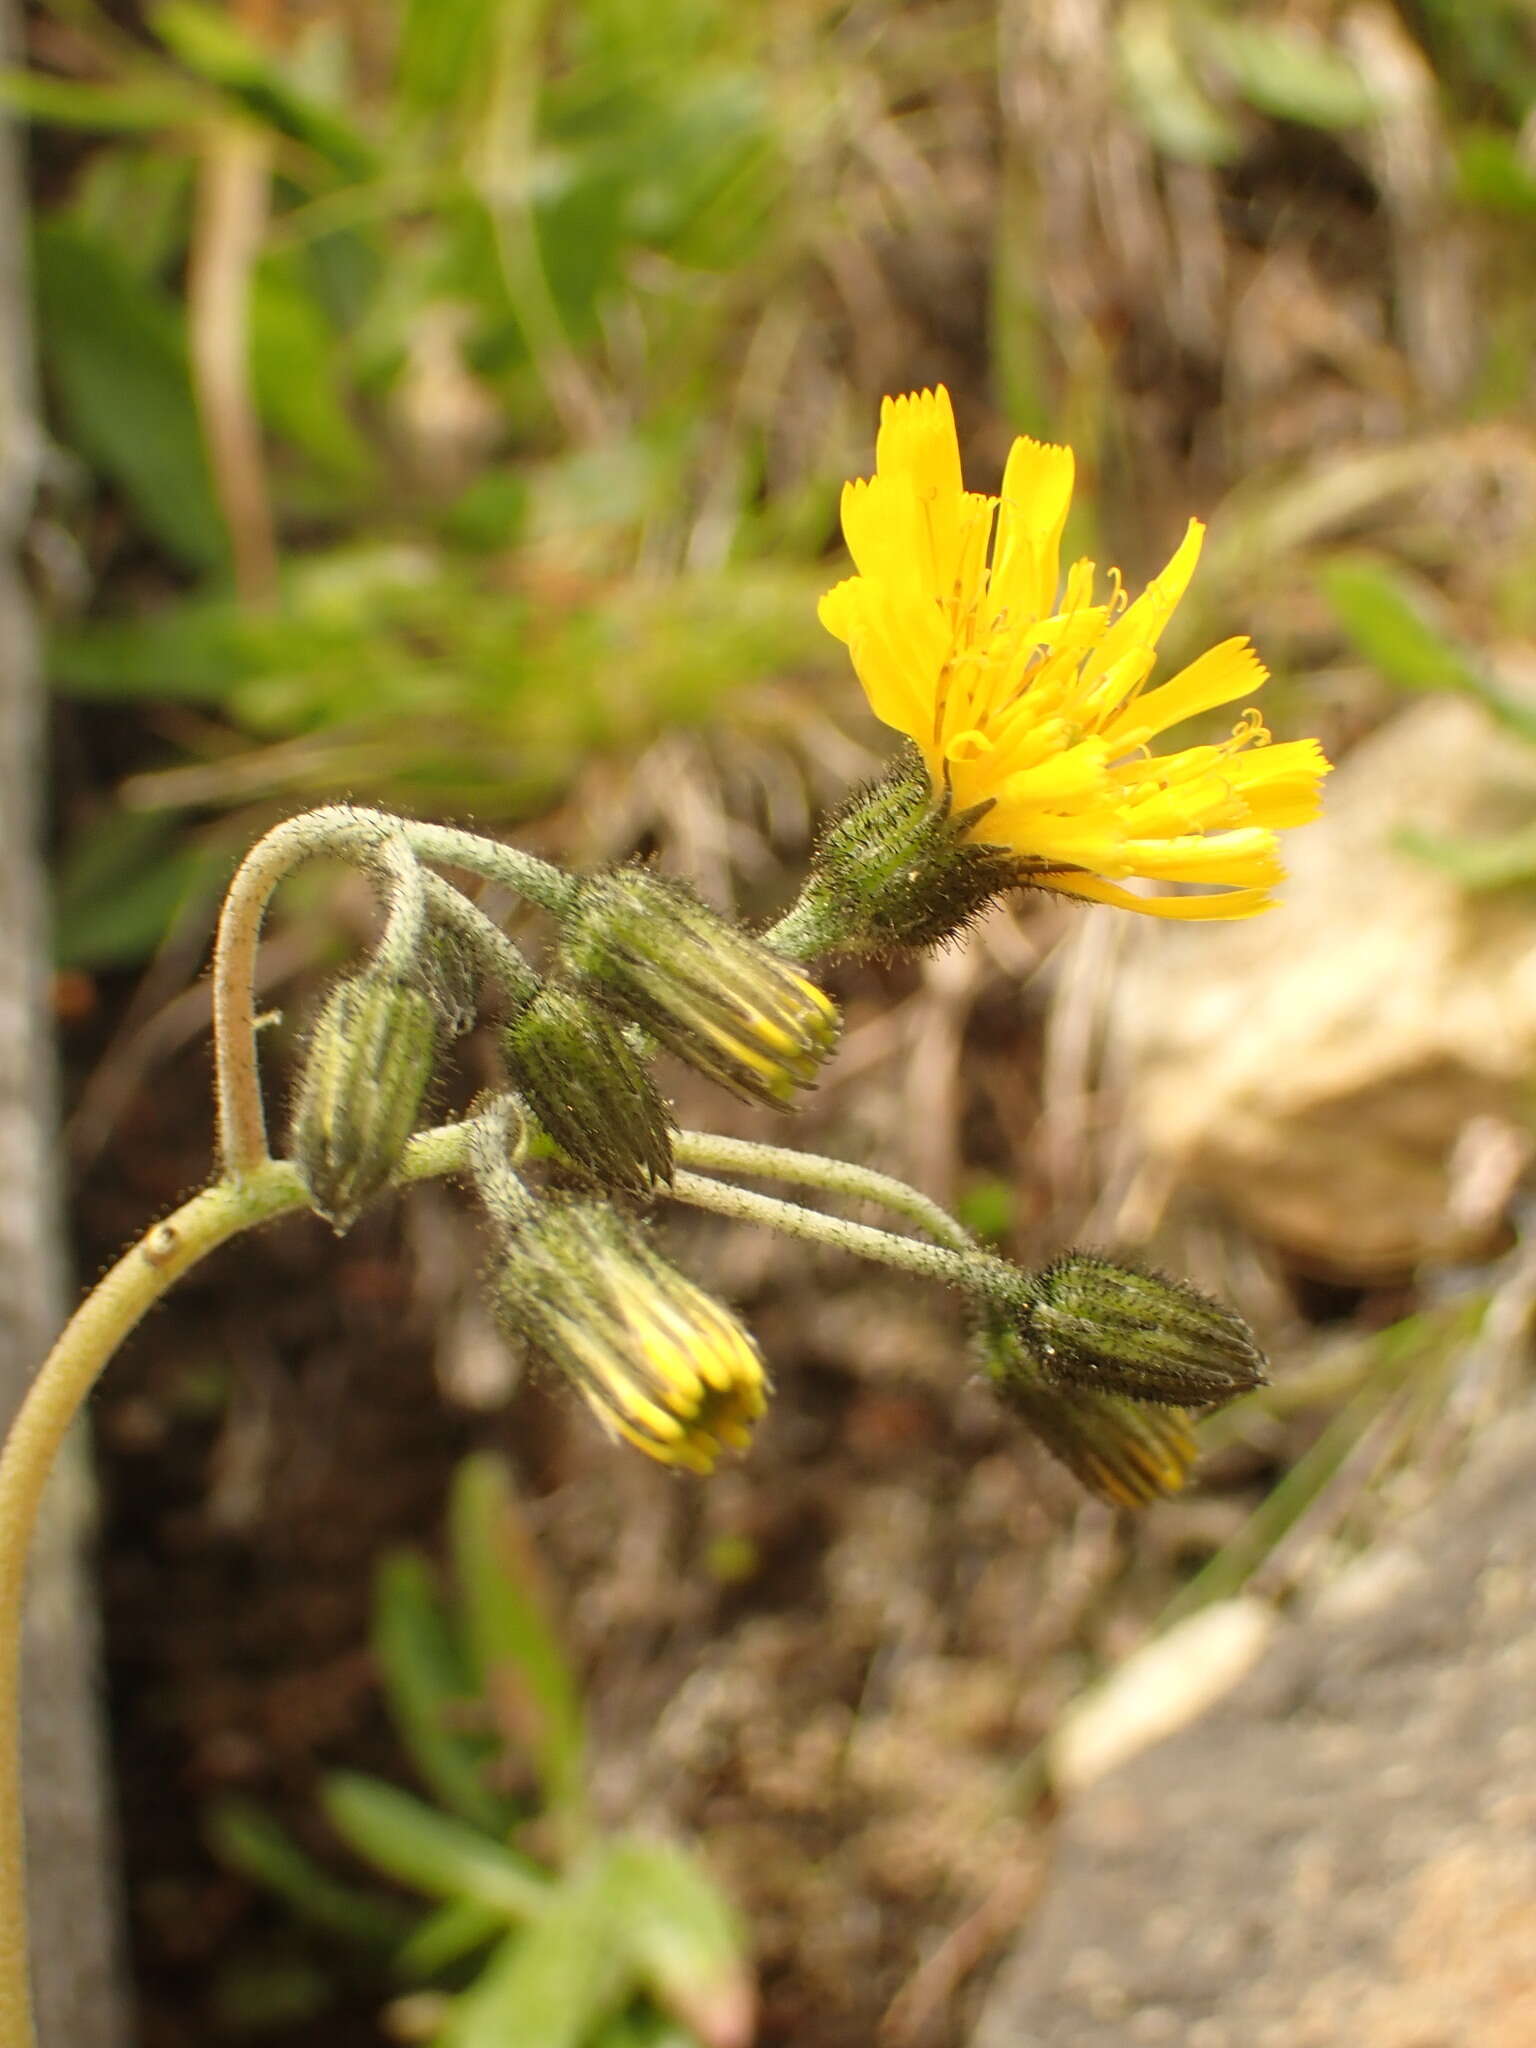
666 1170 987 1291
759 895 834 963
672 1132 978 1255
419 872 539 1009
212 807 572 1181
0 1119 478 2048
0 1164 305 2048
397 823 576 918
373 835 431 984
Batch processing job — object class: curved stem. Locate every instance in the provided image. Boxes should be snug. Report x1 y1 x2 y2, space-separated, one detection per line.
0 1165 306 2048
396 822 575 918
671 1132 978 1255
420 872 539 1009
212 806 572 1180
0 1118 479 2048
373 835 430 984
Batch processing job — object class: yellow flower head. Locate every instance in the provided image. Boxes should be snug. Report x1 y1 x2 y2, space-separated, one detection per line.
819 387 1331 919
499 1202 769 1474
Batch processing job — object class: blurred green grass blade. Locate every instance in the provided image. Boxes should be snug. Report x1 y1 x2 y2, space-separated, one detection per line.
1320 555 1478 692
50 599 267 701
395 0 499 115
320 1772 549 1918
252 255 374 484
592 2014 699 2048
208 1799 410 1950
1319 554 1536 742
393 1898 505 1982
0 68 202 131
1395 824 1536 892
35 221 227 571
151 0 376 177
1169 1302 1479 1622
449 1455 585 1815
600 1837 752 2048
373 1549 514 1834
1415 0 1536 118
1115 2 1242 164
1456 126 1536 216
437 1880 632 2048
211 1953 335 2029
1206 20 1377 129
51 808 227 969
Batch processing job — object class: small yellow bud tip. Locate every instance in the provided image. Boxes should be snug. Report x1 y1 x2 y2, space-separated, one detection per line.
822 389 1330 918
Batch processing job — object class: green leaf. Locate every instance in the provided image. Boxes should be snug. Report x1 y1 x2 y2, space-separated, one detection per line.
211 1953 336 2029
449 1455 585 1815
394 1898 506 1983
599 1837 751 2048
374 1549 513 1834
320 1773 549 1919
1319 555 1536 742
252 255 374 483
1207 21 1377 130
591 2013 699 2048
437 1880 633 2048
35 221 227 571
1115 3 1242 164
0 67 203 132
394 0 500 116
50 808 228 969
1456 126 1536 217
1319 555 1476 694
151 0 376 177
208 1800 409 1949
49 599 266 702
1396 824 1536 892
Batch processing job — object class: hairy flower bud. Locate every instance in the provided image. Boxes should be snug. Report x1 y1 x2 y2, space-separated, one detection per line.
1015 1254 1268 1408
289 972 438 1230
417 927 482 1040
502 985 674 1195
788 746 1024 956
561 870 840 1108
494 1201 768 1472
979 1315 1199 1505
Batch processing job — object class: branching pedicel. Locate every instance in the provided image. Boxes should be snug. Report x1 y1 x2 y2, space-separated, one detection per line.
0 391 1329 2046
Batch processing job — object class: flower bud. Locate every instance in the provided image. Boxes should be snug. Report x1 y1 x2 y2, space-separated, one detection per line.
979 1315 1199 1506
788 747 1022 957
417 927 482 1040
289 972 438 1230
1016 1254 1268 1408
501 985 674 1195
561 870 840 1109
494 1201 768 1472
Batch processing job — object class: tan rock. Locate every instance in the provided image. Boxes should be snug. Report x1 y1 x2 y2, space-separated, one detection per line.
1111 695 1536 1274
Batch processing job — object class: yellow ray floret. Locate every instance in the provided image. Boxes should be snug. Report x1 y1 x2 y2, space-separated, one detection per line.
819 386 1332 918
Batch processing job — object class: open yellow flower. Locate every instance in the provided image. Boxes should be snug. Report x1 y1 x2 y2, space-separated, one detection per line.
819 387 1331 918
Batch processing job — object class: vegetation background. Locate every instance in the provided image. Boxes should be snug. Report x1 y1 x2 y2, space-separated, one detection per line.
13 0 1536 2042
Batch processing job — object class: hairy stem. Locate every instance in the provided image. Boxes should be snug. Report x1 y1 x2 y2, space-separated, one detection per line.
666 1170 986 1291
420 872 539 1009
0 1166 304 2048
672 1132 978 1255
212 806 572 1180
0 1119 478 2047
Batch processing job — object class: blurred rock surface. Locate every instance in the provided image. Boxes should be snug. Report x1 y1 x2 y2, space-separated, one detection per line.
971 1401 1536 2048
1112 695 1536 1274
